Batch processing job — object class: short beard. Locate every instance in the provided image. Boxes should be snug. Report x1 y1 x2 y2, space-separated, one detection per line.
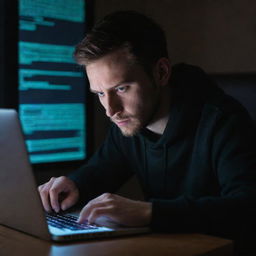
119 120 141 137
111 117 142 137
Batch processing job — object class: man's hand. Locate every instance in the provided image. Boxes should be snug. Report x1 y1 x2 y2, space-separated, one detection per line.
78 193 152 227
38 176 79 213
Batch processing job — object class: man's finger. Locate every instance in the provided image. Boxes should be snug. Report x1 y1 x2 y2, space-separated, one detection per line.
38 179 55 212
49 186 61 213
88 206 113 224
60 192 79 211
39 186 52 212
77 202 95 223
78 200 110 223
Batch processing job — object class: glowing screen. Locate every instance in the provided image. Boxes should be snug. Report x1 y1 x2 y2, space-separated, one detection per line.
18 0 87 163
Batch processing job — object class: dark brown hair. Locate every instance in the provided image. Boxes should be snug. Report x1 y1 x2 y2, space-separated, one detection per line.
74 11 168 73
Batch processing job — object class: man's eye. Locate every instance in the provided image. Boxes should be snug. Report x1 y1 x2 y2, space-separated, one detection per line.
116 86 128 93
97 92 104 97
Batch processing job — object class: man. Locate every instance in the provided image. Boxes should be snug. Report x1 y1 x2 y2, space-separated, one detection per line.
38 11 256 244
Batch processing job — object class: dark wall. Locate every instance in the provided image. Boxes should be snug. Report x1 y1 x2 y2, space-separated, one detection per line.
0 0 6 107
94 0 256 73
0 0 18 109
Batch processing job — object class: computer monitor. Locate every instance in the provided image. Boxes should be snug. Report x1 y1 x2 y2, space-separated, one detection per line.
0 0 93 167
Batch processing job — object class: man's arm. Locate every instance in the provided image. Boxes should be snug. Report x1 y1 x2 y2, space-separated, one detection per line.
68 125 135 204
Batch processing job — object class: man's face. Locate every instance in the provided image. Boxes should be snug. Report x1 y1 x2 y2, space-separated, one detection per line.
86 49 160 136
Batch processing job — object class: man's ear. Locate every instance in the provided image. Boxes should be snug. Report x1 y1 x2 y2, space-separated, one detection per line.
153 58 171 86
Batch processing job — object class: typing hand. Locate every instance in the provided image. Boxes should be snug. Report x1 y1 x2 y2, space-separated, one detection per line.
38 176 79 213
77 193 152 227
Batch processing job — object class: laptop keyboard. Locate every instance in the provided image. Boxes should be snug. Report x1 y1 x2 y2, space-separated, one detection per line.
46 212 100 231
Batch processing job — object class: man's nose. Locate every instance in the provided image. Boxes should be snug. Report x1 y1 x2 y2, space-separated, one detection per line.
104 94 122 117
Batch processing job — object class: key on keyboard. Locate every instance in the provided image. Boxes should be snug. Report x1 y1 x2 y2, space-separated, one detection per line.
46 212 99 231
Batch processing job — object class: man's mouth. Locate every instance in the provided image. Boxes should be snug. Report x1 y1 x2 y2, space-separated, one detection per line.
114 119 130 126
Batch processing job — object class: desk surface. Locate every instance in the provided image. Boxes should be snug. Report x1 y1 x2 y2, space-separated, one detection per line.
0 225 233 256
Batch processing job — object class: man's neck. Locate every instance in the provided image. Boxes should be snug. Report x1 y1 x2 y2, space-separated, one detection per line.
146 115 169 135
146 86 172 135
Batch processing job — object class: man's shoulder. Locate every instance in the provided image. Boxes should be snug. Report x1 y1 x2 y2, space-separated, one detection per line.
206 92 249 117
172 63 251 119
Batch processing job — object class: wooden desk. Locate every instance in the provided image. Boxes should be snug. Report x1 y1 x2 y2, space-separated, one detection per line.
0 225 233 256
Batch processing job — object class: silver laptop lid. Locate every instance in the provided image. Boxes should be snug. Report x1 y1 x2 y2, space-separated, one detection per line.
0 109 51 240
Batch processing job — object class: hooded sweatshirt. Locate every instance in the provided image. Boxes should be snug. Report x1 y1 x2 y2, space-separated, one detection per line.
69 63 256 240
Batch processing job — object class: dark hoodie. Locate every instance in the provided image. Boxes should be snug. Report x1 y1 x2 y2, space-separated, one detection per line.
69 63 256 244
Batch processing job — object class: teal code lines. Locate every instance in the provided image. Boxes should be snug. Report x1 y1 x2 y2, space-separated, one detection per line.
19 42 77 65
19 0 85 23
19 69 83 91
19 103 86 163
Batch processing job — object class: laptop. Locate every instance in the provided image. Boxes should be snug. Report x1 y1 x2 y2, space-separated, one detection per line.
0 109 150 241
